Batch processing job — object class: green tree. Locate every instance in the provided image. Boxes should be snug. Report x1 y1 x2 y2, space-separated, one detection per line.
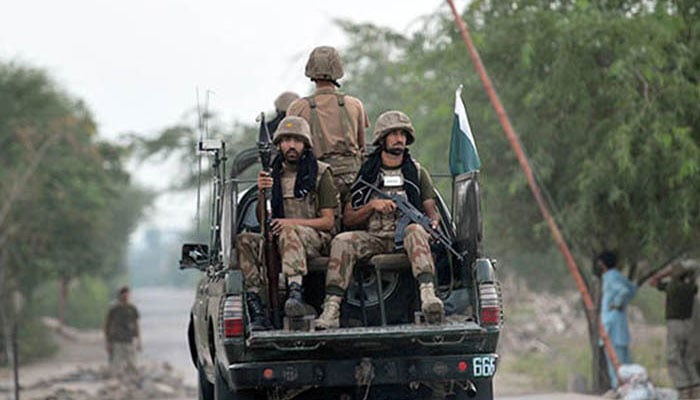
335 0 699 391
0 61 149 363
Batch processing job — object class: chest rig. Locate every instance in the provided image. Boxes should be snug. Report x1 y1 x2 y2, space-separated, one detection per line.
367 168 408 238
279 162 329 219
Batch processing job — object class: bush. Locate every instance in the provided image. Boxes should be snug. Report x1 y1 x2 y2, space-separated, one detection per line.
17 317 58 365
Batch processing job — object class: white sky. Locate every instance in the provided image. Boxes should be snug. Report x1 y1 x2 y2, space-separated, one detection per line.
0 0 453 232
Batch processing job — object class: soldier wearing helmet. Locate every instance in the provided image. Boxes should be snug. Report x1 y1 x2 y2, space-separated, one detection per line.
267 91 300 135
287 46 369 201
316 111 445 329
237 116 339 330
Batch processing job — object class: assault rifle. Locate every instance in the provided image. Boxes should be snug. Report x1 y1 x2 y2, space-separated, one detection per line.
256 112 282 328
356 177 464 261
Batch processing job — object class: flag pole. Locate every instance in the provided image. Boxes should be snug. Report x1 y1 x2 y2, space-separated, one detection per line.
445 0 622 381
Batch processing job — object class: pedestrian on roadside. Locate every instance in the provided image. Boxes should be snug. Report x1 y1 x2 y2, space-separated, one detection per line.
104 286 141 374
597 250 637 390
650 264 700 399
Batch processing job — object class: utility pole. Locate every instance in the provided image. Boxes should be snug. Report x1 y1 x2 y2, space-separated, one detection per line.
446 0 621 386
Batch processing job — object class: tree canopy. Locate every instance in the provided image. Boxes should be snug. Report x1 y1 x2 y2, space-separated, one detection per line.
337 0 699 276
0 61 150 301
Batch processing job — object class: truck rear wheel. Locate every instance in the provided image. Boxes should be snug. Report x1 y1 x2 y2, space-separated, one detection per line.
342 270 416 326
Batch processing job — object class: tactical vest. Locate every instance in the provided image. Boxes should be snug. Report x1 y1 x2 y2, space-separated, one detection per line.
280 161 330 219
367 165 421 238
305 94 362 178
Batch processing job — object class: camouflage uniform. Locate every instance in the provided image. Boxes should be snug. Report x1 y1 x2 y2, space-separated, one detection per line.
324 166 437 295
237 164 337 292
287 46 369 200
316 110 444 329
324 224 435 293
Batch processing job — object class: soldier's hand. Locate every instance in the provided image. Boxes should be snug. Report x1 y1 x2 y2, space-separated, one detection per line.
370 199 396 214
257 171 273 190
430 219 439 230
270 219 291 235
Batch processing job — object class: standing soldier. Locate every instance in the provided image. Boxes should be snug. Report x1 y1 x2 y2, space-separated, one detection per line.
104 286 141 374
267 91 300 136
287 46 369 200
238 116 339 330
650 264 700 399
315 111 444 329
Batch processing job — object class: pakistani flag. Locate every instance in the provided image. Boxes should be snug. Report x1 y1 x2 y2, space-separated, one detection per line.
449 85 481 175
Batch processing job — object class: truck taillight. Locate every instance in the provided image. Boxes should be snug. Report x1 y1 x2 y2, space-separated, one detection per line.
478 283 502 327
222 295 244 337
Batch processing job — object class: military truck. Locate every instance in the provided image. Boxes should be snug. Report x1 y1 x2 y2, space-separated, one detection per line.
181 134 502 400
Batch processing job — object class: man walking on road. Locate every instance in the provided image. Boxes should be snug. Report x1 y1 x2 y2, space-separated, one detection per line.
104 286 140 375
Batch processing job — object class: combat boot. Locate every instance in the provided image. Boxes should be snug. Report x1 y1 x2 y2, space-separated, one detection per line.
420 282 444 323
315 295 342 330
246 292 272 331
284 281 314 318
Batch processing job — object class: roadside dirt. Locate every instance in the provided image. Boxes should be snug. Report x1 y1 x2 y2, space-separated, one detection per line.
0 317 196 400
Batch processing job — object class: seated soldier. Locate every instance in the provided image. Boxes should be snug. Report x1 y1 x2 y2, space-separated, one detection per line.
237 116 338 330
315 110 444 329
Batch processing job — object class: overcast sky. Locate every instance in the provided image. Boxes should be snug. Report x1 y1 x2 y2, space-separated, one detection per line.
1 0 454 231
1 0 447 138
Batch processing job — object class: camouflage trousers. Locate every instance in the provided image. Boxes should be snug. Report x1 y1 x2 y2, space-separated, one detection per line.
666 319 700 389
237 226 331 291
325 224 435 292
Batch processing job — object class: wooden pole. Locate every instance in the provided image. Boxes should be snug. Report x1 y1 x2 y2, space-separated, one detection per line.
445 0 622 382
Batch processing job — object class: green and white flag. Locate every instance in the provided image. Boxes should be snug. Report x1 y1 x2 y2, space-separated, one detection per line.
449 85 481 175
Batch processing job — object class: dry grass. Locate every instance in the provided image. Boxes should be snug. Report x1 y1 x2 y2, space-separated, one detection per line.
494 274 672 395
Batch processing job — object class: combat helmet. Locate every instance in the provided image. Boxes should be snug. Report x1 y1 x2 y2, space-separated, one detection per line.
372 110 416 146
305 46 344 84
274 91 300 113
273 116 312 147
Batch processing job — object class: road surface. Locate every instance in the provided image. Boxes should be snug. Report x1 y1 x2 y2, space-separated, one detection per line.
0 286 603 399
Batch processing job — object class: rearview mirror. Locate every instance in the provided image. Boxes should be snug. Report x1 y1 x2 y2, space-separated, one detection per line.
180 243 209 270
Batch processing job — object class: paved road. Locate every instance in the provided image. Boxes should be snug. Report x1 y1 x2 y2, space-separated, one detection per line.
133 286 198 387
132 286 605 399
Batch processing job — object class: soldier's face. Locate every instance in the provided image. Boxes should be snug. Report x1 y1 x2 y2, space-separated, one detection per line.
278 136 306 163
384 130 407 156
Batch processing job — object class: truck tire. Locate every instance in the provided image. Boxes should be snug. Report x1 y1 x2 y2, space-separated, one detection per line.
342 270 416 326
197 363 214 400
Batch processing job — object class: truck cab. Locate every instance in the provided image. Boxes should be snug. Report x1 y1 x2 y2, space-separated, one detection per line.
181 141 502 400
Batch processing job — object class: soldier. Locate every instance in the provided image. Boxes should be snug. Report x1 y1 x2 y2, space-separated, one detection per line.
315 110 444 329
267 91 300 135
287 46 369 200
237 116 339 330
104 286 140 374
650 264 700 399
